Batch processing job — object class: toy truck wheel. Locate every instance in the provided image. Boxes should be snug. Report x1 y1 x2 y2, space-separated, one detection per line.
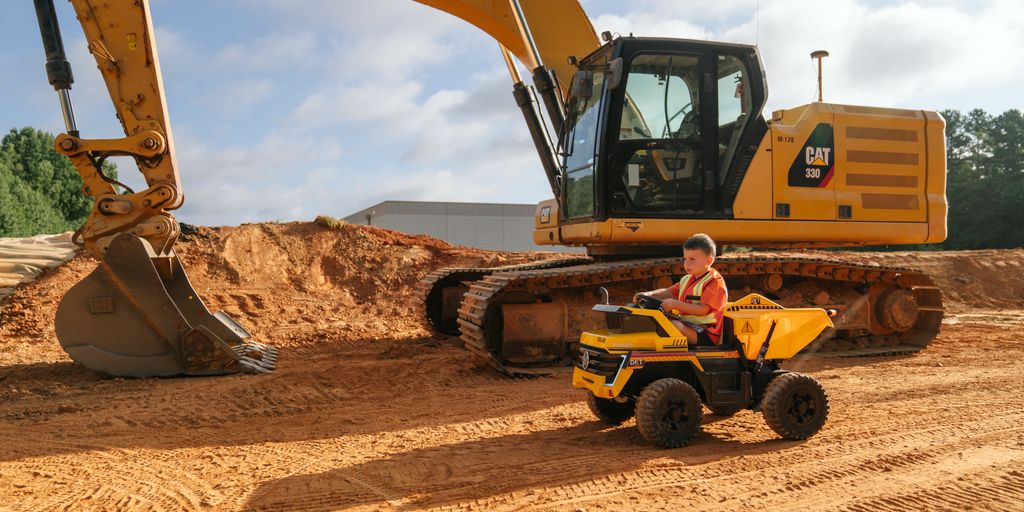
636 378 703 448
586 394 635 425
760 372 829 440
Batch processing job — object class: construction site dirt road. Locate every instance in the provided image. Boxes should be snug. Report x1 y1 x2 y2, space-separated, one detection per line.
2 222 1023 511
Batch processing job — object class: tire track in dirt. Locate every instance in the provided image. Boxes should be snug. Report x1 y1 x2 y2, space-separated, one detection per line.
6 346 1022 512
180 335 1024 512
840 467 1024 512
341 361 1024 511
234 394 1024 511
448 408 1024 512
11 447 212 511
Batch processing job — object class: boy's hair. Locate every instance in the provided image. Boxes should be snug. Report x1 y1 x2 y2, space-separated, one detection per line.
683 233 717 256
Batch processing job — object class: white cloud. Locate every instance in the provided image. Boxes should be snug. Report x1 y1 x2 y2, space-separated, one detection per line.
215 31 319 71
206 78 277 113
597 0 1024 113
152 26 189 64
592 13 710 41
244 0 472 80
293 80 424 126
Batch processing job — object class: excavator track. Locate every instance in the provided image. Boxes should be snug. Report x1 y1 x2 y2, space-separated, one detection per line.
417 257 592 335
422 255 943 376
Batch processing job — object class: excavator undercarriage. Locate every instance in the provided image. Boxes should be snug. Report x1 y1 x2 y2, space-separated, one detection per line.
420 255 943 376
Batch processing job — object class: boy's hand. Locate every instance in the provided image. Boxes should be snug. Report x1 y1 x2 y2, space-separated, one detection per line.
660 298 685 313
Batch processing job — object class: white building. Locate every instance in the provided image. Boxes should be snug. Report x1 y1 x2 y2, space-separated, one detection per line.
343 200 582 253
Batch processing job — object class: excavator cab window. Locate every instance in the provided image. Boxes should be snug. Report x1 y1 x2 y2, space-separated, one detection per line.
560 39 766 223
612 53 704 213
562 52 609 219
717 54 752 178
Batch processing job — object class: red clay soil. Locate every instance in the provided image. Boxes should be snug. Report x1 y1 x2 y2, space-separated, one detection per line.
1 222 1023 511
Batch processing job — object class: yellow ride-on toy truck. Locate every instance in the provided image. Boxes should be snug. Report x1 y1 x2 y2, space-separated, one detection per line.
573 293 834 448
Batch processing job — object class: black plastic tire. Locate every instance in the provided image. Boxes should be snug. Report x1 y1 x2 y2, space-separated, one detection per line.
708 405 742 417
636 378 703 448
586 394 636 425
760 372 829 440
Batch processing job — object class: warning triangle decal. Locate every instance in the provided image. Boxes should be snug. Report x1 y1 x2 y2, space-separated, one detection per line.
741 321 754 333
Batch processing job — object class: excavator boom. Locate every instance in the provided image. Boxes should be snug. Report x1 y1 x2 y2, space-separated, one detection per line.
415 0 599 103
32 0 277 377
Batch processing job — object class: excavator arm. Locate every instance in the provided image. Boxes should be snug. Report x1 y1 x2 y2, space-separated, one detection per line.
415 0 599 104
32 0 276 377
35 0 182 258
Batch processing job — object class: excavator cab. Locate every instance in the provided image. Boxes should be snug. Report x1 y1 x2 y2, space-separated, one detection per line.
560 38 768 228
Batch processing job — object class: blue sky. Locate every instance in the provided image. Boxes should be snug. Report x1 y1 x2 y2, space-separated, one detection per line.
1 0 1021 226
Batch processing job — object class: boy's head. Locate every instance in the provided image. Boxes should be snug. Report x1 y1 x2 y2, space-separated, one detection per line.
682 233 716 276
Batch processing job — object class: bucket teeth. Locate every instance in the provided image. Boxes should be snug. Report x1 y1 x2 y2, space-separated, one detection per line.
55 234 280 378
233 341 278 373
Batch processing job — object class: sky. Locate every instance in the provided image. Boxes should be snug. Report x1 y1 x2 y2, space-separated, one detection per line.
1 0 1021 226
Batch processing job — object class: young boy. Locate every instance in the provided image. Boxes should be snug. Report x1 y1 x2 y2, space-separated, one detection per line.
634 233 728 346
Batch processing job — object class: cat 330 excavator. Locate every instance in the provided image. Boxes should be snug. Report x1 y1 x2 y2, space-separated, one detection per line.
414 1 946 375
30 0 944 378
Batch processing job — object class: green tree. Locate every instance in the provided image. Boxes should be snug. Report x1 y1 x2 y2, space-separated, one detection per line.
0 127 118 237
942 109 1024 249
0 167 68 235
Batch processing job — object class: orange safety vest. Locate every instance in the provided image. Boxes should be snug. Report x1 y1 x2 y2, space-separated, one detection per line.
674 272 718 325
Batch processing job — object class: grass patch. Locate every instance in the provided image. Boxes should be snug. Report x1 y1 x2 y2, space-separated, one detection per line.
314 215 347 230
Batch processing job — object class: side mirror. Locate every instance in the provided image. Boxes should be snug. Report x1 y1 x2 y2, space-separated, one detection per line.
607 58 623 90
570 70 594 100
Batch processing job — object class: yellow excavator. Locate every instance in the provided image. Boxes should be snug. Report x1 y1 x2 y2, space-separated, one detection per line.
413 1 946 374
29 0 944 378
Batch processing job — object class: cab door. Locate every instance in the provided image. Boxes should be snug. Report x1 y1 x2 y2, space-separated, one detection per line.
605 50 715 216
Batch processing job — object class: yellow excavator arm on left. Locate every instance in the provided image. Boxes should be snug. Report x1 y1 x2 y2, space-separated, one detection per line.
32 0 277 377
36 0 183 258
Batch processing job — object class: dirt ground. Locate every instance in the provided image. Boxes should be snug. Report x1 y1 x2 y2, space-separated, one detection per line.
1 221 1023 511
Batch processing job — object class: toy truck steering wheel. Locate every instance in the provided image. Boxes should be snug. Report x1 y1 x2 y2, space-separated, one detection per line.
636 295 664 310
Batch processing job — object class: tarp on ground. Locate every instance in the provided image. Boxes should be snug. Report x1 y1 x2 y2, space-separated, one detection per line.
0 233 78 302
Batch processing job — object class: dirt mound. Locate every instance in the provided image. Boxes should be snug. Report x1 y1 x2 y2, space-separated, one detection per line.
0 221 565 358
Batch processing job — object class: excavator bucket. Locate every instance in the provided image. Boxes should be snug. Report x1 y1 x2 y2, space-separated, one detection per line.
55 234 277 377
